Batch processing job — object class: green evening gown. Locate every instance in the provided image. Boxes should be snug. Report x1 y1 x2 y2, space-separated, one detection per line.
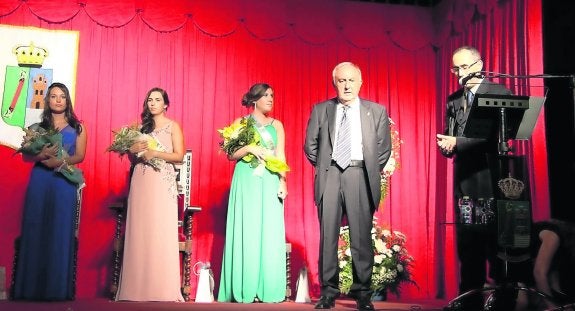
217 122 287 303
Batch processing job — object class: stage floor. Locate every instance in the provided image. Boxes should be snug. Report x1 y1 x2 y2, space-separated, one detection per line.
0 297 448 311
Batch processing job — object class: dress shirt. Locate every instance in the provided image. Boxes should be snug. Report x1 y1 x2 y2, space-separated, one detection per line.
334 98 363 161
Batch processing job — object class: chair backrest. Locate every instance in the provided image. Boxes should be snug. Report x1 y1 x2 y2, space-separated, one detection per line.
175 150 192 212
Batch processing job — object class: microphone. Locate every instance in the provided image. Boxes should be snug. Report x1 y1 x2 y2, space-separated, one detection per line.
458 71 484 86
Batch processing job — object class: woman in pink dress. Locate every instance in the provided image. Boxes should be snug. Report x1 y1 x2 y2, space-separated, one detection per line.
115 87 185 302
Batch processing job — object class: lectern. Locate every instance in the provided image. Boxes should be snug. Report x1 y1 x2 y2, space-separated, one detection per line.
463 94 537 250
445 94 553 311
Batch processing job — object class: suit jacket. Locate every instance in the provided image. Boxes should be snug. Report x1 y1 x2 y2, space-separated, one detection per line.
441 80 512 198
304 97 392 209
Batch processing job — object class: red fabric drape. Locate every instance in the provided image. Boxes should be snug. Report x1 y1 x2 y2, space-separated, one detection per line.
0 0 546 302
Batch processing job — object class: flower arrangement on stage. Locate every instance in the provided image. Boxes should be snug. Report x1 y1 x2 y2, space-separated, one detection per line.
106 124 166 171
217 116 290 174
338 218 415 298
380 118 402 203
17 125 85 185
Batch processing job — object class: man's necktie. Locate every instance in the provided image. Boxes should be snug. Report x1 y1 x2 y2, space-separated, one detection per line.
465 90 474 111
334 106 351 169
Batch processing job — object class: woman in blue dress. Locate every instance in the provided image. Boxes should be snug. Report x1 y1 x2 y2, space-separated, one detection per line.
12 82 87 301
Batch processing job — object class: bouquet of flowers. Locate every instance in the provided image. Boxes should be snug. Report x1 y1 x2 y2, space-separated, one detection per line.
17 125 85 185
380 118 402 203
338 218 415 297
217 116 290 174
107 124 166 171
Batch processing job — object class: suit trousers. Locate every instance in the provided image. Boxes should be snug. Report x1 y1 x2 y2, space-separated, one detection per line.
318 164 374 298
456 223 502 293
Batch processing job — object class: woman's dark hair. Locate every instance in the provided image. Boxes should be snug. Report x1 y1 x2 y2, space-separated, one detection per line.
40 82 82 134
241 83 271 107
140 87 170 134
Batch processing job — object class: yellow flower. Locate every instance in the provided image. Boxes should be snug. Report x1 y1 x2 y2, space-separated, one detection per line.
380 117 402 204
146 135 159 150
262 155 290 173
107 125 166 171
218 117 290 174
218 122 244 140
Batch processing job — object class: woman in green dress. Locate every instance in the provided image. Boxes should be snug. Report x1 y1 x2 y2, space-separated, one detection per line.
217 83 288 303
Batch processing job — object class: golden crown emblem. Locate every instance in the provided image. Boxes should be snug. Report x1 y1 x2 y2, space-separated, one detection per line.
498 176 525 199
12 42 49 68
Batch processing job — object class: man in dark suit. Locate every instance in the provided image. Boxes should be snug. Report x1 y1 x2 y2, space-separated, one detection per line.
304 62 392 311
436 46 512 310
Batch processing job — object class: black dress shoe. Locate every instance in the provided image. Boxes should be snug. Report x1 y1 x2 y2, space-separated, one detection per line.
356 297 375 311
314 296 336 309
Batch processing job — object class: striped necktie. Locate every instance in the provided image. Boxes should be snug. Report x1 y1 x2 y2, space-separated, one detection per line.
334 106 351 169
465 90 474 111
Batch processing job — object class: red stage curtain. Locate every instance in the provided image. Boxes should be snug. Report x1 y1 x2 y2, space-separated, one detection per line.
0 0 546 302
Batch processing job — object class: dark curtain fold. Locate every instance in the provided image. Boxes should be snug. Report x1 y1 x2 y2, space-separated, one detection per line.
0 0 546 301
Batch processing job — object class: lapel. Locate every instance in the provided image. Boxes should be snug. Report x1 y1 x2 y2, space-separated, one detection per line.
328 98 338 146
360 99 373 152
463 80 488 117
457 96 470 123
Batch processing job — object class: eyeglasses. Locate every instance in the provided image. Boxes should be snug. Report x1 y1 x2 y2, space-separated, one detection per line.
450 59 481 74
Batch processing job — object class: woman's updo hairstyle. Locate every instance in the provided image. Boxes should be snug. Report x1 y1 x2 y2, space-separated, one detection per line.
241 83 271 107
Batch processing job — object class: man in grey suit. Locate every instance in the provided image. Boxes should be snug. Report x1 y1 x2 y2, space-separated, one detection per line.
304 62 392 310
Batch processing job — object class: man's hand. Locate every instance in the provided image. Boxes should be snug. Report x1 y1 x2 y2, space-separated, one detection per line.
436 134 456 153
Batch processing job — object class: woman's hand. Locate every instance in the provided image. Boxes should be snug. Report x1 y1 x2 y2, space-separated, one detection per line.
278 177 288 200
249 145 272 161
129 140 148 155
41 155 63 169
38 143 58 160
140 149 159 161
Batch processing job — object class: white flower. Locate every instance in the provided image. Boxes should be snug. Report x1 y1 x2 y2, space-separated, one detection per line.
374 238 386 253
345 248 351 257
383 156 396 173
338 219 414 296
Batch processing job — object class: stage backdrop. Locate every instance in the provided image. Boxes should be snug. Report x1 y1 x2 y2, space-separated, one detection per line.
0 0 547 302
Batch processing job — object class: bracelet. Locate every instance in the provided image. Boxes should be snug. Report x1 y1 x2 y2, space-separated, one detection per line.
56 158 68 172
